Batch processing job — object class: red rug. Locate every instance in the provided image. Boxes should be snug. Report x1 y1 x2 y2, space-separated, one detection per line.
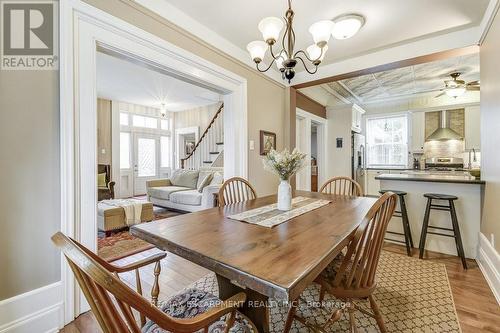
97 207 181 262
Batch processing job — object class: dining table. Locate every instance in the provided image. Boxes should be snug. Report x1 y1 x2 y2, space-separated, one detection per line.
131 190 377 333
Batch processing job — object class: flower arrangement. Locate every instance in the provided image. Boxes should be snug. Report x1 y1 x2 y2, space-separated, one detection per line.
262 148 307 181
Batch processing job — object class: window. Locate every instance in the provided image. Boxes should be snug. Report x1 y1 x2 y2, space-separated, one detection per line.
137 138 157 177
120 113 129 126
132 115 157 129
366 115 408 168
160 136 171 167
120 132 131 169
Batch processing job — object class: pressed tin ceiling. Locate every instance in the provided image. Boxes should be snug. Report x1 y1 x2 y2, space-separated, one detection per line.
307 53 480 105
158 0 489 67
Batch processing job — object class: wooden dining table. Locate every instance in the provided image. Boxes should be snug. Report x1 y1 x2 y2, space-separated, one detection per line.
131 190 377 332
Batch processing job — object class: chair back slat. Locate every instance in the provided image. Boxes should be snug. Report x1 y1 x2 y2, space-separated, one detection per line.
320 176 363 196
218 177 257 206
333 192 397 290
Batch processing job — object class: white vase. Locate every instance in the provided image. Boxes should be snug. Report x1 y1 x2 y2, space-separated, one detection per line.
277 179 292 211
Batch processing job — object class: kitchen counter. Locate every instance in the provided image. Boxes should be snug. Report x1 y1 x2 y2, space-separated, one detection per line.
375 172 485 184
377 173 484 259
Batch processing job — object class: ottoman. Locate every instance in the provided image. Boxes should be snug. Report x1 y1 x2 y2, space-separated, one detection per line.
97 200 154 236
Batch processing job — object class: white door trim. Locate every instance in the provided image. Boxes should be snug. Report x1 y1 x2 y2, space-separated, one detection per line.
59 0 247 323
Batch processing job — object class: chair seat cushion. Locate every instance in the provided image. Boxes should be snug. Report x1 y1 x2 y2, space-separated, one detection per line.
321 253 357 284
169 190 203 206
142 288 256 333
147 186 192 200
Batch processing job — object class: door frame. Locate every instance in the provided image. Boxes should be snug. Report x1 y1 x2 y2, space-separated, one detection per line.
295 108 328 191
175 126 200 168
59 0 248 323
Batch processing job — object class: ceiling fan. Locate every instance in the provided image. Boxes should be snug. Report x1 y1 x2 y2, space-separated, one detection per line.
435 72 480 98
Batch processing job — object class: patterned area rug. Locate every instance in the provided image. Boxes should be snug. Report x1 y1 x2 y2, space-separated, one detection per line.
187 251 461 332
97 207 181 262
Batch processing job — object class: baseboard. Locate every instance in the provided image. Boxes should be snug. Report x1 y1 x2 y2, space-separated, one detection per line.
0 282 64 333
477 232 500 304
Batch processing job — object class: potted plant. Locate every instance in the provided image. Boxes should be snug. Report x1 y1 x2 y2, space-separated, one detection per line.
262 148 307 211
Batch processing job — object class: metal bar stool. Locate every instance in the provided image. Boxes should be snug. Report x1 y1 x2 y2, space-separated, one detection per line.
379 190 413 256
419 193 467 269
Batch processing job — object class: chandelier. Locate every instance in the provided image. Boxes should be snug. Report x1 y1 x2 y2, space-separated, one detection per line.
247 0 365 83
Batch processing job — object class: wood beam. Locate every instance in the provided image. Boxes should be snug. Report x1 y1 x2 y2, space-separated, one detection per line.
296 91 326 119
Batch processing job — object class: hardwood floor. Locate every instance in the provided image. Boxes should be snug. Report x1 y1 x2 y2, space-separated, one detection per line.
61 243 499 332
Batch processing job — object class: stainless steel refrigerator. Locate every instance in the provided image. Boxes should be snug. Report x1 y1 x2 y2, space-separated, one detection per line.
352 132 366 194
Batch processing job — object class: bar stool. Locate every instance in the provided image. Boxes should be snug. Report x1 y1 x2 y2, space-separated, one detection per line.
379 190 413 256
419 193 467 269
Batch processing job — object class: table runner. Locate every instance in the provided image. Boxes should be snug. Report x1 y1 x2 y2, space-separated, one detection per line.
227 196 331 228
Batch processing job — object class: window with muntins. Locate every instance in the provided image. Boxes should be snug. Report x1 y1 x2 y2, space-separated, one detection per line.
366 115 408 168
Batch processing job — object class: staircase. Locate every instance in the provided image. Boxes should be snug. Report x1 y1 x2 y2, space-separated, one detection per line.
181 103 224 169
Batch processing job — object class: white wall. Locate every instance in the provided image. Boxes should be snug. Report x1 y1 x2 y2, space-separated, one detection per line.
326 106 353 178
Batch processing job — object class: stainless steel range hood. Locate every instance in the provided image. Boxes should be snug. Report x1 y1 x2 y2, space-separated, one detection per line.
426 110 463 141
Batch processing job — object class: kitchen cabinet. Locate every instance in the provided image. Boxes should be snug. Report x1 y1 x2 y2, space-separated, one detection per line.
465 106 480 150
366 170 383 196
411 111 425 153
351 104 365 133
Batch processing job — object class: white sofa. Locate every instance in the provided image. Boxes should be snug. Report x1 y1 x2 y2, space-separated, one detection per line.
146 167 223 212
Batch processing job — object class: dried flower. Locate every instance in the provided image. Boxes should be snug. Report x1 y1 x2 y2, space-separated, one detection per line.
262 148 307 181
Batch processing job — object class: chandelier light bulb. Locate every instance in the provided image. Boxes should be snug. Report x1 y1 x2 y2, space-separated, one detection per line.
309 20 334 47
258 17 284 44
246 40 268 63
332 14 365 40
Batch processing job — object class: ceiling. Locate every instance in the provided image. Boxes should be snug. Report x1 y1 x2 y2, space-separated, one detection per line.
96 52 222 112
159 0 489 68
300 52 480 106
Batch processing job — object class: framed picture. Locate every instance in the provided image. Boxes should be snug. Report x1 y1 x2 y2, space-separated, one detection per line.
260 130 276 155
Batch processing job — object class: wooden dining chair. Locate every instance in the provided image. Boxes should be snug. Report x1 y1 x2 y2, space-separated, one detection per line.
218 177 257 207
284 192 397 333
52 232 258 333
319 176 364 196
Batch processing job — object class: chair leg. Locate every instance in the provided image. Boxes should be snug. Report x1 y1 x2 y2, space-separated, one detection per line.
319 285 326 304
283 300 298 333
449 201 467 270
419 198 432 259
347 300 358 333
369 295 387 333
223 310 236 333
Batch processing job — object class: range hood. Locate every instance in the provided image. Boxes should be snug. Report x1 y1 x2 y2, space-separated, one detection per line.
426 110 463 141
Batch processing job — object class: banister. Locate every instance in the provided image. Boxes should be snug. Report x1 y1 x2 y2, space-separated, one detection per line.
181 103 224 168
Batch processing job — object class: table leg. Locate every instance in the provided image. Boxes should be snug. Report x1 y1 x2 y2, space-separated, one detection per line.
216 274 270 333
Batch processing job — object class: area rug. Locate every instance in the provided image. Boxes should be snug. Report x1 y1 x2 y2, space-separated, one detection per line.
187 251 461 332
97 207 181 262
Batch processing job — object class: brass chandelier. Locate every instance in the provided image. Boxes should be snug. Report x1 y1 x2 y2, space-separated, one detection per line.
247 0 365 83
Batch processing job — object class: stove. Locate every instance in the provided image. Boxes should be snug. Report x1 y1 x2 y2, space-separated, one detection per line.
425 157 464 171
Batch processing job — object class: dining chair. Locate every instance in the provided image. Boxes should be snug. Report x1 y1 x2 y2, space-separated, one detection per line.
52 232 258 333
319 176 364 196
284 192 397 333
218 177 257 207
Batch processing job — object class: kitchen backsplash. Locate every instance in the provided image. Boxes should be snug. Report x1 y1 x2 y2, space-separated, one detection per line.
423 139 464 158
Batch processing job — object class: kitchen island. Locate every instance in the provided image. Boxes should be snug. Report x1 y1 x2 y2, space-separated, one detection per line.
376 172 484 258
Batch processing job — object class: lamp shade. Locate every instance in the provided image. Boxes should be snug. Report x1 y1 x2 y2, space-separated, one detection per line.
445 87 466 98
258 17 284 43
247 41 268 62
332 14 364 39
307 44 328 63
309 20 334 46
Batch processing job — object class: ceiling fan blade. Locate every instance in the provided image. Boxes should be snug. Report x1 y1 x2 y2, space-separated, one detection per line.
467 80 480 86
466 86 480 91
435 92 446 98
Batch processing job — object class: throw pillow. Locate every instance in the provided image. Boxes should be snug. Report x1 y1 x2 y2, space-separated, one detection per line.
197 174 213 193
210 172 224 185
170 169 199 188
97 173 107 187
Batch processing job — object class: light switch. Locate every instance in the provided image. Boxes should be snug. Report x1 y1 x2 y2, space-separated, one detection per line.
101 148 106 154
249 140 255 150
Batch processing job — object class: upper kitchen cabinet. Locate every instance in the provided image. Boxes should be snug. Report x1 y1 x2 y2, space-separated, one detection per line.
351 104 366 133
465 106 480 150
411 111 425 152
